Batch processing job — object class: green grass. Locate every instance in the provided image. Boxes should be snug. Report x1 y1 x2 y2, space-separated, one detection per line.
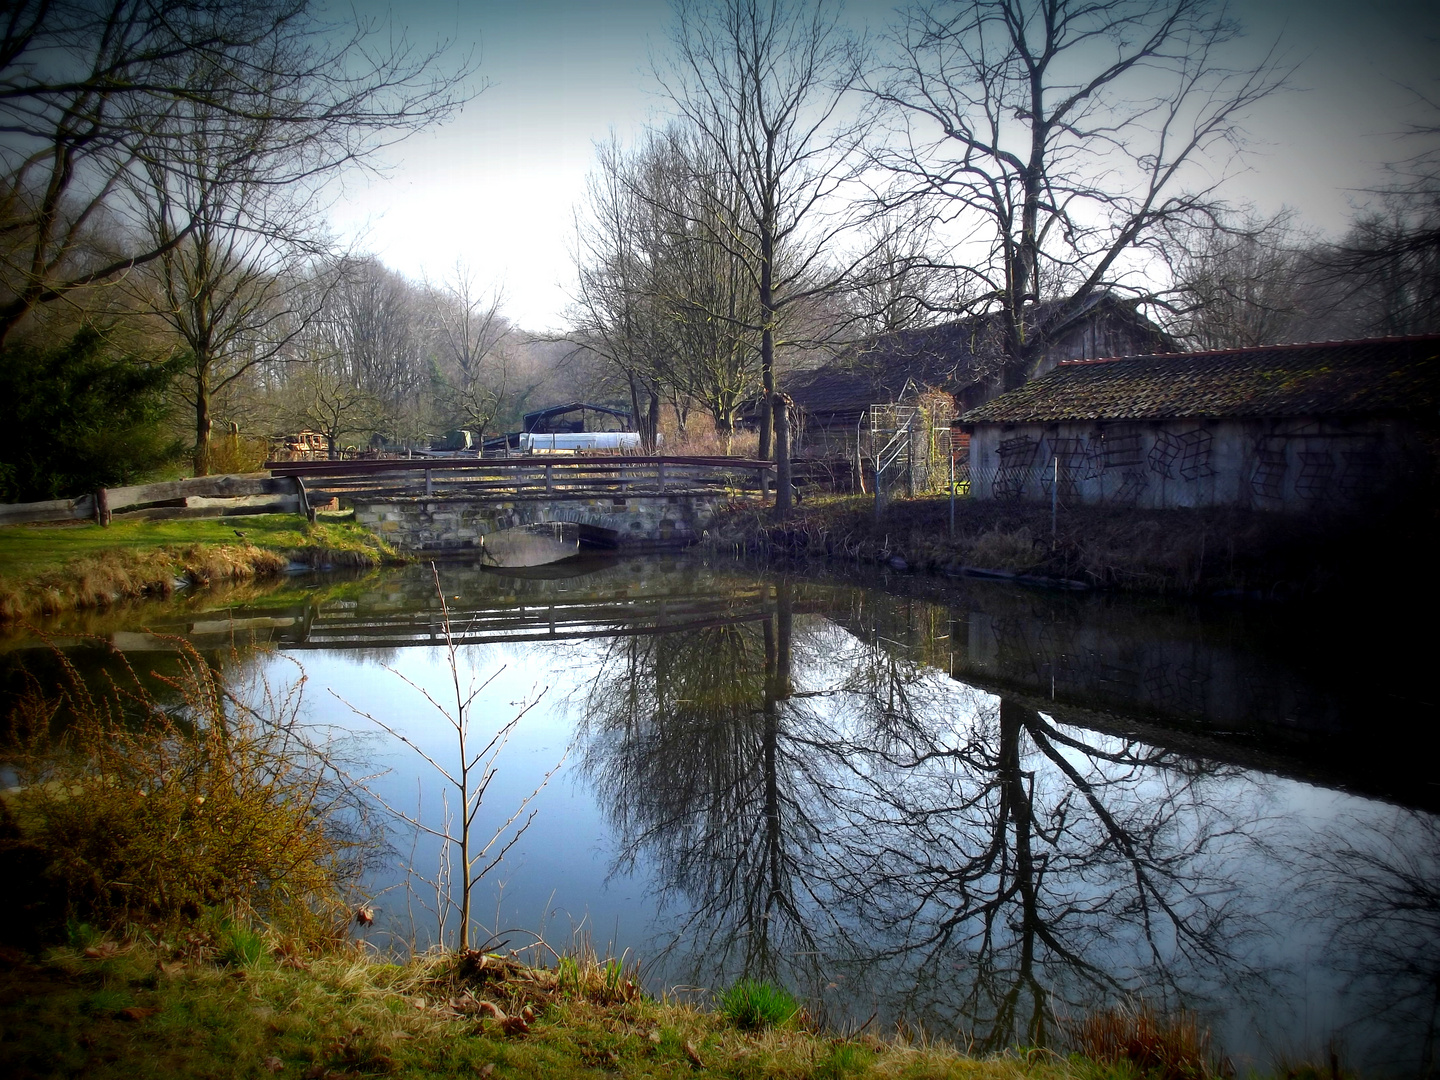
718 978 802 1031
0 939 1153 1080
0 512 401 620
0 512 386 580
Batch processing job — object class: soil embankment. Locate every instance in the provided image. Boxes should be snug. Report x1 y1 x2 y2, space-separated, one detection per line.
706 495 1434 599
0 515 402 621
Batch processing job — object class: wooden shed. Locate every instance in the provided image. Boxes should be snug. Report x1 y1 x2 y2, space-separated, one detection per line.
959 335 1440 511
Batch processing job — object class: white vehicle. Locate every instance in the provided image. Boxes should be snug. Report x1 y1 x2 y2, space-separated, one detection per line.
517 431 656 454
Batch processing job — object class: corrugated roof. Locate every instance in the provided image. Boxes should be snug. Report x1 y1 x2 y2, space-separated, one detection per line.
959 336 1440 425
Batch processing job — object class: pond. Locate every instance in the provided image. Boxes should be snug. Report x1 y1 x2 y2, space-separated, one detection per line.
3 554 1436 1076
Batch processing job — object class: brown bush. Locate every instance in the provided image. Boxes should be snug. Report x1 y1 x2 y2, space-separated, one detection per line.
657 411 759 458
0 642 367 942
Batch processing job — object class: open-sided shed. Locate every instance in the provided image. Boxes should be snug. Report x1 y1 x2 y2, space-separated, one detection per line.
522 402 632 434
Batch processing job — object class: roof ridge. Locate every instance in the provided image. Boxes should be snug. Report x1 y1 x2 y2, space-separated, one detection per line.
1058 332 1440 367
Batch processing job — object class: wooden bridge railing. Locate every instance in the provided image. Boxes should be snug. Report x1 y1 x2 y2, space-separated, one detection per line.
0 456 776 528
265 454 775 500
0 473 313 528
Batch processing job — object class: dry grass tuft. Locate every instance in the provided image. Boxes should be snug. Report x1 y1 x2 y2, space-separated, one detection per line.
968 525 1044 571
658 411 759 458
1067 1000 1230 1080
0 543 289 620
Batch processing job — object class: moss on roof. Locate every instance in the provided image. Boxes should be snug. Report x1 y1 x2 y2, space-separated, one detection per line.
959 337 1440 425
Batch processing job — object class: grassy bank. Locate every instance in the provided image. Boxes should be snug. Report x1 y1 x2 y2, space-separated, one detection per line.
0 514 402 621
708 494 1433 598
0 934 1219 1080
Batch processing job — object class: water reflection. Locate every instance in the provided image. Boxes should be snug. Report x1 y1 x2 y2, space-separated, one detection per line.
1301 807 1440 1075
2 557 1434 1073
576 580 1270 1050
577 581 852 998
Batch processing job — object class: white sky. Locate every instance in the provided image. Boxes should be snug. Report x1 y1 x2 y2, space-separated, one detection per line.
325 0 1440 333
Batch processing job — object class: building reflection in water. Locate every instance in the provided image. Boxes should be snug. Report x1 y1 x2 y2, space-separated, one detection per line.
576 578 1274 1052
7 558 1434 1072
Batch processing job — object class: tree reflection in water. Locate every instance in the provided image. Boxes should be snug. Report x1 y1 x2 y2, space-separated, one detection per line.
577 580 855 993
1304 808 1440 1076
577 578 1268 1048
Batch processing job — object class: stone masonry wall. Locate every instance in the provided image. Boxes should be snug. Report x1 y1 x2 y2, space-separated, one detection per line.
349 493 728 554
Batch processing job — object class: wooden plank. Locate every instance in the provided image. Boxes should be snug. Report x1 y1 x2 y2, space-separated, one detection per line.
293 475 317 524
181 494 304 511
266 455 775 477
105 474 288 511
0 493 97 527
116 498 301 522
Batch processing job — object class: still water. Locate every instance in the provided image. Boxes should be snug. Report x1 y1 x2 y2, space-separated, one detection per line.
5 555 1436 1075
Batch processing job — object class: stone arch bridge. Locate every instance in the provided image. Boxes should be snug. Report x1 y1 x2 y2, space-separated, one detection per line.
268 456 772 555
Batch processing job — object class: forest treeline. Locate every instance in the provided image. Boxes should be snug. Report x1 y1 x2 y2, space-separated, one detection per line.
1 0 1436 504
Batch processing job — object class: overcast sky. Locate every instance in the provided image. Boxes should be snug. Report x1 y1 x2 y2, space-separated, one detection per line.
327 0 1440 332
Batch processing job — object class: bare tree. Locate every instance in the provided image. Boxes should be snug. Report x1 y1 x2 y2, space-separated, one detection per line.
317 255 432 446
340 568 559 953
1311 100 1440 339
0 0 474 345
838 212 954 339
659 0 873 513
572 126 764 448
869 0 1288 389
1171 210 1315 349
278 319 384 458
128 71 334 473
427 263 511 444
570 137 670 451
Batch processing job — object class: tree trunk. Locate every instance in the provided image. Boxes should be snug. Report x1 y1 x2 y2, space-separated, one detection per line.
717 410 735 455
626 374 651 452
772 393 792 518
759 217 776 495
193 372 213 476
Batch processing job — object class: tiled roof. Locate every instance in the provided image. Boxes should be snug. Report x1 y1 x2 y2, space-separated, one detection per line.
784 295 1173 421
784 321 975 418
959 336 1440 424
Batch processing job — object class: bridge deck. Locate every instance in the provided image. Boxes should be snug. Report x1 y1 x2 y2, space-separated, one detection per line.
267 455 774 501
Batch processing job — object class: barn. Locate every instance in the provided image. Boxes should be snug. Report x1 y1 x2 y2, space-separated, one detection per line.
783 294 1173 460
959 335 1440 511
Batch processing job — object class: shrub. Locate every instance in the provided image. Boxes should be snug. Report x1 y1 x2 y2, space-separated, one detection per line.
968 525 1044 570
0 327 184 502
719 978 801 1031
0 640 368 944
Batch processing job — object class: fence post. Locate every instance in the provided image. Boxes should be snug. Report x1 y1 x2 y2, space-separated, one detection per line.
1051 455 1058 549
294 474 317 524
949 451 955 540
545 463 553 495
94 488 111 527
425 468 433 496
657 460 667 493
